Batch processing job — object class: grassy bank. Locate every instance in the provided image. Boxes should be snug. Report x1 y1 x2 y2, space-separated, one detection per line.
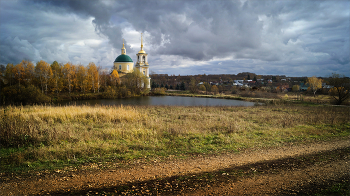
166 90 350 105
1 104 349 173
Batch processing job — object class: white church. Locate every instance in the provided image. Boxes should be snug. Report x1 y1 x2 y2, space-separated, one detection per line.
113 34 151 89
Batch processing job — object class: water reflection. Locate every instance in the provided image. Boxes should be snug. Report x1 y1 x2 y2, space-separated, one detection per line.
60 96 256 107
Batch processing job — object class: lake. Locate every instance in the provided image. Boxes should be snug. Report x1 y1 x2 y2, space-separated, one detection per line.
59 96 257 107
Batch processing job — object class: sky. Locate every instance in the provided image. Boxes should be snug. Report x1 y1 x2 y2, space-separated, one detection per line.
0 0 349 77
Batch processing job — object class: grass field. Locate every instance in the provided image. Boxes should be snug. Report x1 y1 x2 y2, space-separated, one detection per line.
1 103 349 173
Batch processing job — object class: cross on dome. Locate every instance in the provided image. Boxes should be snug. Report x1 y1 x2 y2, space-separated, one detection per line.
121 39 126 55
138 33 146 54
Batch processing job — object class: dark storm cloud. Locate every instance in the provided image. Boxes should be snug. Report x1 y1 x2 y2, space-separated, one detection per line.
0 0 349 76
26 0 263 60
120 0 263 60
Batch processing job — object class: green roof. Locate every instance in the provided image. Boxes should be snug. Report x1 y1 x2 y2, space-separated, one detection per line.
114 54 133 62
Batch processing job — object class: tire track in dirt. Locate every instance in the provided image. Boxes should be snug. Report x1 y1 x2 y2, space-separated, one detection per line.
186 157 349 195
1 139 349 195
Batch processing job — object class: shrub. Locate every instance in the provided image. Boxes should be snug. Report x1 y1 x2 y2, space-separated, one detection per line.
199 85 206 91
152 87 166 95
102 86 118 99
238 91 279 99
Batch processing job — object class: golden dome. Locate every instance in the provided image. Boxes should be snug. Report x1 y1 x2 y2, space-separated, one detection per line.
138 49 146 54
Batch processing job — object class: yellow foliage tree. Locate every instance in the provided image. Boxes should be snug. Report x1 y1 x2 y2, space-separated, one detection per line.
110 69 120 87
23 60 35 85
87 62 99 93
50 61 64 95
35 60 53 94
14 62 25 86
62 62 76 94
306 76 322 96
292 85 300 92
189 78 198 93
76 65 89 93
199 84 206 91
211 85 219 95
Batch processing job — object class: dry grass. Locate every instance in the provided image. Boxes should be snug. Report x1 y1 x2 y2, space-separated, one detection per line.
1 104 349 172
0 105 148 168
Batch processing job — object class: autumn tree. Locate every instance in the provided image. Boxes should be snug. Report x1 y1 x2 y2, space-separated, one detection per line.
35 60 52 94
199 84 206 91
306 76 323 96
218 85 224 93
62 62 76 94
211 85 219 95
50 61 64 95
99 70 109 91
11 60 35 86
96 66 101 93
76 65 89 93
87 62 99 93
292 85 300 92
189 78 198 93
14 62 25 86
328 73 350 105
292 85 301 100
22 60 35 85
110 69 120 87
203 82 211 94
124 69 149 96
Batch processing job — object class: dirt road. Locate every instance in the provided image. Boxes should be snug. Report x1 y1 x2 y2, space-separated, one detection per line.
1 139 349 195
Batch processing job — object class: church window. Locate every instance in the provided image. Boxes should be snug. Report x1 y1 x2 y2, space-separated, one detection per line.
119 65 121 70
143 70 145 75
127 65 129 70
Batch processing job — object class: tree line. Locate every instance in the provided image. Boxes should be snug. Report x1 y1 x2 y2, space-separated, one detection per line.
150 73 349 105
0 60 148 105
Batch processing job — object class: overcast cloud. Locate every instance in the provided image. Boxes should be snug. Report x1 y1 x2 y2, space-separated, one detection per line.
0 0 349 76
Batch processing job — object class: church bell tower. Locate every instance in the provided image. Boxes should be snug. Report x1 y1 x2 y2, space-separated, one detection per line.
135 33 151 88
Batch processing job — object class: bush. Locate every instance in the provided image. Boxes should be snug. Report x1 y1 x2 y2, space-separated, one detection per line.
199 85 206 91
2 85 50 105
119 86 134 98
102 86 118 99
152 87 167 95
239 91 279 99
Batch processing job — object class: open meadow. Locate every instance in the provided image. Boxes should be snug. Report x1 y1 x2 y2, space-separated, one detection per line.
1 103 349 174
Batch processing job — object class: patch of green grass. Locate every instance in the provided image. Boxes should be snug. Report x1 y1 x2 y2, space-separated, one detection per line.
314 182 350 196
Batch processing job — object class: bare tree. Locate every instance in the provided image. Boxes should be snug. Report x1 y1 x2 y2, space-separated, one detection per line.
328 73 350 105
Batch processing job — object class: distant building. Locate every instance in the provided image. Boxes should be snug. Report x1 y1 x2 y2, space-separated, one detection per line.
233 80 243 86
299 83 309 91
